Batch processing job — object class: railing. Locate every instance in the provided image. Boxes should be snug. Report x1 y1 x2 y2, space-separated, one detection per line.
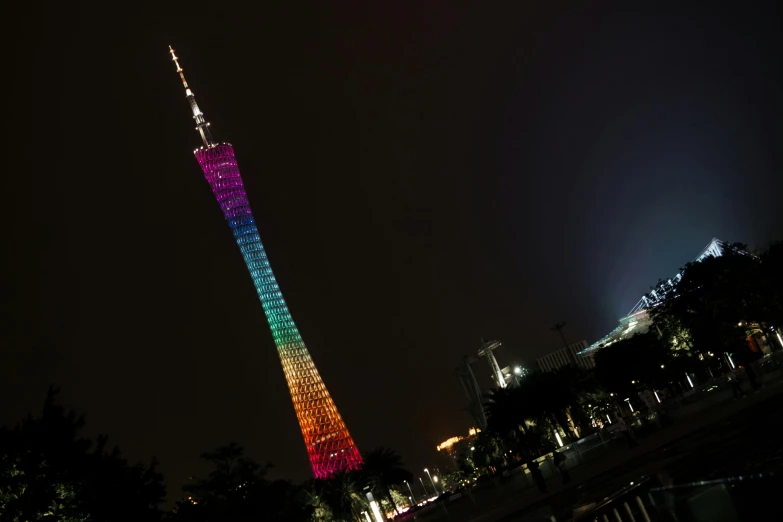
648 472 783 522
572 478 655 521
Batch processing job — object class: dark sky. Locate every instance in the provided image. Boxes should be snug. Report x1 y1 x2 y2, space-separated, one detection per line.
2 1 782 497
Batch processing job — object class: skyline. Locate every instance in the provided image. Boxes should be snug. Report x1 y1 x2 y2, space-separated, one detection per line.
2 2 782 490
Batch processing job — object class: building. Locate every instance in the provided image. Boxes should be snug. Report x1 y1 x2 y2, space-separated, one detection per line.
537 340 595 372
581 238 726 357
436 427 481 460
169 47 362 479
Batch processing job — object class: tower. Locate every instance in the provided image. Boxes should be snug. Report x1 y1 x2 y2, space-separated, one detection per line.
168 46 362 478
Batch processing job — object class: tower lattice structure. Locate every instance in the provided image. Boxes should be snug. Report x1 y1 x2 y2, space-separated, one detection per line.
168 46 362 478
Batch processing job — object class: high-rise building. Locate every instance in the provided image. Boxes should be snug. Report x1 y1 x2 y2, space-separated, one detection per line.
537 340 595 372
168 47 362 478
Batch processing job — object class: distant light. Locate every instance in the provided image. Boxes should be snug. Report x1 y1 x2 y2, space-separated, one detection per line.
606 414 612 424
686 374 694 388
433 476 438 482
554 431 564 447
654 391 661 403
625 398 634 412
660 365 665 369
470 446 475 451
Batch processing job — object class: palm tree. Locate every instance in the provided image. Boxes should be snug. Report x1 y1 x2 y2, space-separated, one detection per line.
361 447 412 515
471 431 508 472
308 471 366 522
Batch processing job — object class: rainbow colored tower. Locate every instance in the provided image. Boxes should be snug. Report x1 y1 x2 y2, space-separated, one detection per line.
168 46 362 478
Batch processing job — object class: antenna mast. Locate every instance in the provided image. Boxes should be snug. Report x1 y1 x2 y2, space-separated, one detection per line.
169 46 216 147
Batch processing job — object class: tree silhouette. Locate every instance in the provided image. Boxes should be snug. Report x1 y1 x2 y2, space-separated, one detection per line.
360 446 412 514
649 243 760 361
307 470 366 522
594 332 671 396
170 443 310 522
0 388 165 522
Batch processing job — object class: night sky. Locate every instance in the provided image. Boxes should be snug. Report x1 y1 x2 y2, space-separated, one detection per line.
3 2 782 496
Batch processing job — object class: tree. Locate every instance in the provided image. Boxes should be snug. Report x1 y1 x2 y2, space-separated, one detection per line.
360 446 412 515
307 471 366 522
470 431 508 472
0 388 165 522
170 443 310 522
484 365 600 464
593 332 670 396
649 244 760 361
757 241 783 331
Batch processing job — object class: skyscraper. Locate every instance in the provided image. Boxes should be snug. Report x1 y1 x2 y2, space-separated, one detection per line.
168 46 362 478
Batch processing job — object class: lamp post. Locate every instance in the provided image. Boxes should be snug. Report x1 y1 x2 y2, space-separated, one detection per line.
404 480 416 506
424 468 439 495
419 477 431 498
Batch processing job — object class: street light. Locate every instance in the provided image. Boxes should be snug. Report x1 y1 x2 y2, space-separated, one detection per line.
424 468 438 495
404 480 416 505
419 477 431 498
624 397 634 413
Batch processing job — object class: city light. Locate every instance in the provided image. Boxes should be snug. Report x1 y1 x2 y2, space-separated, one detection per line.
554 431 564 447
625 398 634 412
686 373 694 388
436 436 463 452
514 366 522 374
654 391 661 403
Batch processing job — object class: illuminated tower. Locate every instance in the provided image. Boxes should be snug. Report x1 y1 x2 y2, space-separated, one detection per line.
168 46 362 478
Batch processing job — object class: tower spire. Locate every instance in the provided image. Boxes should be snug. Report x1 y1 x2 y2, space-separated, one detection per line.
168 44 363 479
169 46 215 147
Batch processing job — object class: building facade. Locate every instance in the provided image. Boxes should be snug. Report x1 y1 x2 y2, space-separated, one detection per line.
537 340 595 372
